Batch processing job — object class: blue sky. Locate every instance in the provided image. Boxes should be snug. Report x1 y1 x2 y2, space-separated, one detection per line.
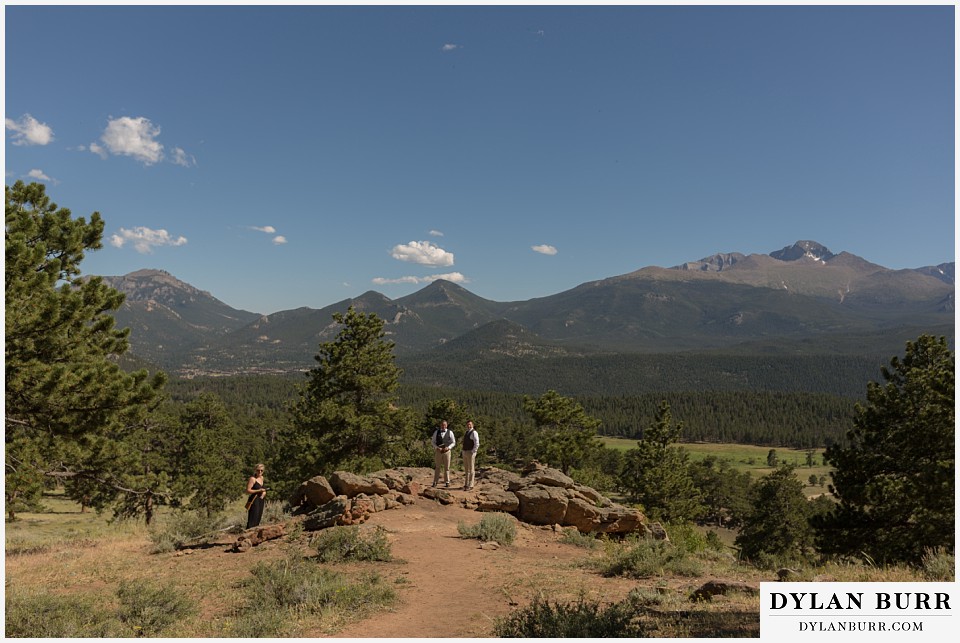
5 4 955 315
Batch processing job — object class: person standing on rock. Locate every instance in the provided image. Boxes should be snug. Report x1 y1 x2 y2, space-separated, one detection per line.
461 420 480 490
245 463 268 529
431 420 456 488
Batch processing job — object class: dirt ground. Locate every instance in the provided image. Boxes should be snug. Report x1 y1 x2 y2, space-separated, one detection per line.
5 469 758 638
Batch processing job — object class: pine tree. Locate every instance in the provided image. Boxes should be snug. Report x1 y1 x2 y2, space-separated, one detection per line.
814 335 954 565
178 393 247 516
523 390 602 474
5 182 166 518
736 464 814 564
278 307 416 489
618 400 704 523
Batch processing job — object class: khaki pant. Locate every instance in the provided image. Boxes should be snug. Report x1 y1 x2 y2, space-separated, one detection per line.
433 449 451 485
462 450 476 489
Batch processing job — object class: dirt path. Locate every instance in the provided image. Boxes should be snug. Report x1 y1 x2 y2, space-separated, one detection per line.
322 475 638 638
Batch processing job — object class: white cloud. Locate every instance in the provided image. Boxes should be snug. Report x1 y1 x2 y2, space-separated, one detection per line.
441 43 460 52
429 229 444 237
100 116 164 165
391 240 454 266
26 169 55 183
250 226 276 234
272 235 287 245
109 226 188 254
171 146 196 167
87 142 108 159
372 272 467 286
5 114 54 146
532 244 558 256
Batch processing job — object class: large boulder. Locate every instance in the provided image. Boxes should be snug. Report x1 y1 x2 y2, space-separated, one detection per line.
303 496 350 531
594 504 648 535
477 467 522 489
572 484 612 507
523 467 576 489
368 469 408 491
303 475 336 507
329 471 390 497
514 485 570 525
563 496 604 532
474 488 520 513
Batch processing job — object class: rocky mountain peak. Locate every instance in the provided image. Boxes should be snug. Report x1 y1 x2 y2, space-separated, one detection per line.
769 240 835 263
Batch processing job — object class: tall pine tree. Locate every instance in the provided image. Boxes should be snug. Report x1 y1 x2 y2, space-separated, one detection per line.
277 307 416 489
814 335 954 565
618 400 704 523
5 182 166 519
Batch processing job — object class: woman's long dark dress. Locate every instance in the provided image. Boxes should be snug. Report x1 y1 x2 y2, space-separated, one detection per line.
246 480 265 529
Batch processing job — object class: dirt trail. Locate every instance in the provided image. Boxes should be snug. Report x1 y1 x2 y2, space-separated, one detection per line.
322 474 637 638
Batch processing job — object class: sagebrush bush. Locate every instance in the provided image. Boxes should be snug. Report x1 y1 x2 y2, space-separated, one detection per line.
249 553 395 612
116 580 196 636
457 512 516 545
921 547 955 581
494 593 646 637
5 591 122 637
313 526 393 563
596 537 702 578
148 510 227 553
559 529 602 550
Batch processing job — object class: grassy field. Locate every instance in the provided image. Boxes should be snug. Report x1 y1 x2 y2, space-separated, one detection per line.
600 438 833 497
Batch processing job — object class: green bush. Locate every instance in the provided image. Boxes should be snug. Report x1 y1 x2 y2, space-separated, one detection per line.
494 593 646 637
596 537 702 578
559 529 602 550
313 526 393 563
148 510 228 553
921 547 955 581
457 512 516 545
116 580 196 636
231 604 299 637
249 554 395 612
5 591 121 637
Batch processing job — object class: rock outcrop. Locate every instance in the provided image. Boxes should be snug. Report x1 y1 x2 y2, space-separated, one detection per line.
286 462 648 537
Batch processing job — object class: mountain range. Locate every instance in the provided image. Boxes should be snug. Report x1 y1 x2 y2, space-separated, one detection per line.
99 241 954 378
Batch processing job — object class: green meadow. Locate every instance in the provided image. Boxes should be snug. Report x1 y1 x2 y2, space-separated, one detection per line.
599 438 833 497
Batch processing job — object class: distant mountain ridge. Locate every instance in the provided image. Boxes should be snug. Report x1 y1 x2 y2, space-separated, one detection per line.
99 241 954 376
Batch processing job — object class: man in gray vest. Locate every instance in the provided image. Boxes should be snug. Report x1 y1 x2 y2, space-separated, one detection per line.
461 420 480 490
431 420 456 487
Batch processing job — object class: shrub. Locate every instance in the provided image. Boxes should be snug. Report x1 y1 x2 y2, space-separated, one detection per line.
148 510 227 553
921 547 955 581
494 593 646 637
5 591 121 637
596 537 702 578
249 554 395 612
457 512 516 545
313 526 393 563
231 604 299 637
559 529 602 550
116 580 196 636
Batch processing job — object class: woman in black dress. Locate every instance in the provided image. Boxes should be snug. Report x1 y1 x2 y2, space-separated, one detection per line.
245 463 267 529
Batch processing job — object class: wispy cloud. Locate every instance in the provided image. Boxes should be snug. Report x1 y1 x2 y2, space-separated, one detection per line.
249 225 276 234
171 146 196 167
441 43 460 52
5 114 54 146
429 229 444 237
391 240 455 266
109 226 188 254
26 169 57 184
272 235 287 245
85 142 108 159
532 244 558 255
372 272 467 286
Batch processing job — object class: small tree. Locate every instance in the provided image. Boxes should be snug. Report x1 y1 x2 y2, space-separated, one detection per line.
814 335 954 565
766 449 778 467
618 401 704 523
278 308 416 489
179 394 246 516
736 464 814 564
523 390 602 475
